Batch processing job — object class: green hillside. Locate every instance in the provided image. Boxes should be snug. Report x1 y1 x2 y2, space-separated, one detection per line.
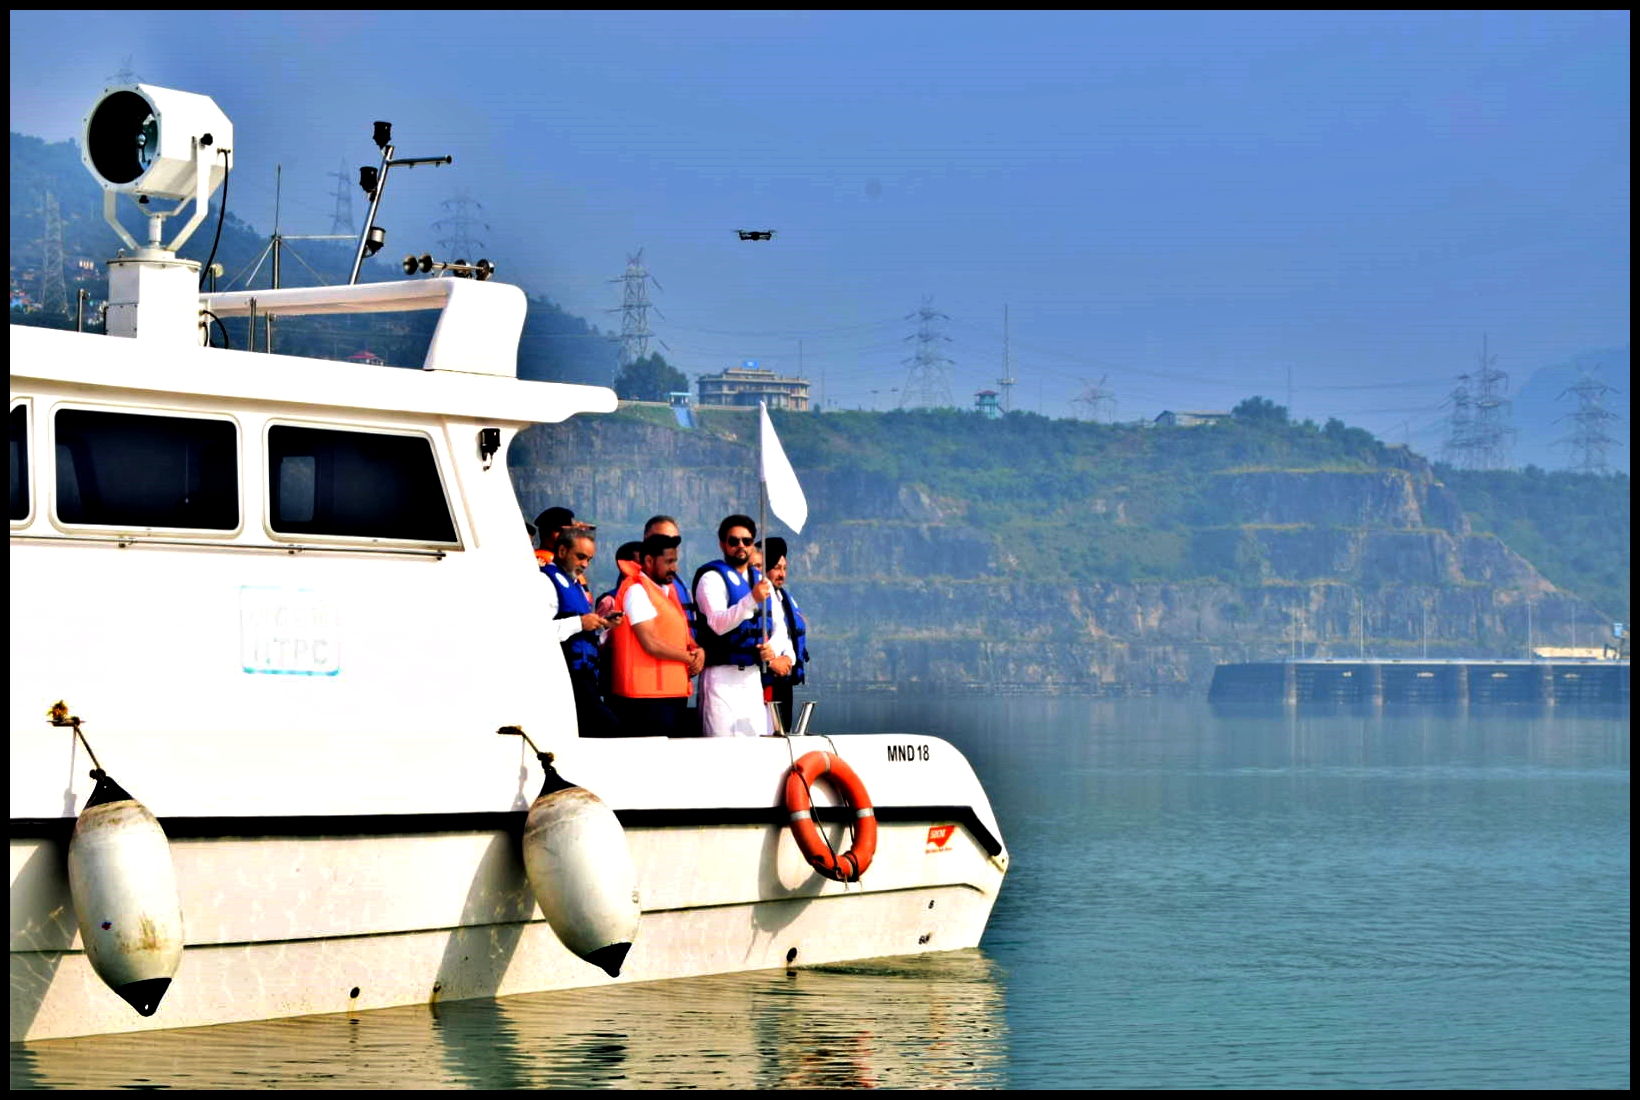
1436 465 1630 623
691 400 1393 577
625 401 1629 623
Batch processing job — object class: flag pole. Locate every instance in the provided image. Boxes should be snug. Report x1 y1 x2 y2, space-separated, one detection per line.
757 406 775 736
757 402 770 649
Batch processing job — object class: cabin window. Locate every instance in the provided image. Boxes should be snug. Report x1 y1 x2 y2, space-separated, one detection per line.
267 424 457 543
53 409 240 531
9 404 28 522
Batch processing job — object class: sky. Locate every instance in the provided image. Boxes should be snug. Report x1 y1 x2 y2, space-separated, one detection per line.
9 10 1631 457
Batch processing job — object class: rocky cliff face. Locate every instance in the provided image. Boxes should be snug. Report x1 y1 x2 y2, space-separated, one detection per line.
510 415 1604 695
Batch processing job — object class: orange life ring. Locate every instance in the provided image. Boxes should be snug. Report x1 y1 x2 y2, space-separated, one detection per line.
783 751 877 882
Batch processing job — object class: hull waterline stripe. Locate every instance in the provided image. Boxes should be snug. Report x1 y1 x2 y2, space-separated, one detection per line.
10 805 1003 856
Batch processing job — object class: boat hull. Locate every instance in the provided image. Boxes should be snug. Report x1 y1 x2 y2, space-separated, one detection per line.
12 810 1003 1042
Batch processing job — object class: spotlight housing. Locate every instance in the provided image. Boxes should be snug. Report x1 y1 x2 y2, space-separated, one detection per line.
81 84 233 201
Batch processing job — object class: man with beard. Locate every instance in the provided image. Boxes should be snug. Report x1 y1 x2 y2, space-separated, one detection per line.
759 536 809 734
542 528 617 737
643 514 697 640
693 514 776 737
609 532 704 737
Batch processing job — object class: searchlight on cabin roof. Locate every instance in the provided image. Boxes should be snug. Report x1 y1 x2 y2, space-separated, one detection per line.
82 84 233 257
81 84 237 344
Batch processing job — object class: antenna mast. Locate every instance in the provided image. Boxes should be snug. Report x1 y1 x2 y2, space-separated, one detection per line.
348 119 452 285
996 303 1017 413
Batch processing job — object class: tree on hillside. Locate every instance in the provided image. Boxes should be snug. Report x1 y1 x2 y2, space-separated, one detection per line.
1233 396 1289 427
614 352 688 401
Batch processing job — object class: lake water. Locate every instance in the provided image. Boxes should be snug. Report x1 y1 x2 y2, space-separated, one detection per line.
11 698 1630 1089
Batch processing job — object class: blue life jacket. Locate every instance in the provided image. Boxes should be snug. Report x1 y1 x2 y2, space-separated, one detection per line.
543 562 598 676
692 560 764 668
671 575 698 642
763 586 810 687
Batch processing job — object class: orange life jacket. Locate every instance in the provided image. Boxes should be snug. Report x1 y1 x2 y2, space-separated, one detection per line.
610 559 692 699
534 548 553 569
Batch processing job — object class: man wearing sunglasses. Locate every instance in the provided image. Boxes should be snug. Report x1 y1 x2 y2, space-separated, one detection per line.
693 514 776 737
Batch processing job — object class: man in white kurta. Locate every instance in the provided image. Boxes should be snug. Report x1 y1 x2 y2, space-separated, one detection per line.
759 536 800 733
694 516 775 737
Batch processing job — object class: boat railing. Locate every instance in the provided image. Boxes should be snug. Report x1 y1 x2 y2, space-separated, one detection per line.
198 278 526 378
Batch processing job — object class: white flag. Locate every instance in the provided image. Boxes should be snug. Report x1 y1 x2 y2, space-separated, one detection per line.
759 401 808 534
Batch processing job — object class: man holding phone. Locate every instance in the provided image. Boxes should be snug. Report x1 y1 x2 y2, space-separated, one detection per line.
544 527 618 737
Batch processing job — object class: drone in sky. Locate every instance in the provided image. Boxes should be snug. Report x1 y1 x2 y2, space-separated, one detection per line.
736 229 776 241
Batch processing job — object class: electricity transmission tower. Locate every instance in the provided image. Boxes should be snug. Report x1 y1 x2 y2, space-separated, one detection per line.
107 56 140 84
610 249 663 371
433 191 491 260
1442 372 1474 466
1071 374 1117 422
39 191 67 316
900 297 954 408
327 162 356 236
1554 368 1621 473
1468 335 1514 468
1442 337 1514 468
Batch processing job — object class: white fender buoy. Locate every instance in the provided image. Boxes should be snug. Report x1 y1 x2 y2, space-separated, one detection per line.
521 754 640 978
66 769 185 1017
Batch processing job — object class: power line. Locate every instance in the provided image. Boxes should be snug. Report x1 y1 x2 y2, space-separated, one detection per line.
665 317 901 339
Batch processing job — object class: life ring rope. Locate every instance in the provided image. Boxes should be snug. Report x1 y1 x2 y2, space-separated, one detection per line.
783 750 877 882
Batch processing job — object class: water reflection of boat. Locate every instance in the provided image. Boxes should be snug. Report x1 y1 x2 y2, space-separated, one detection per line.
10 951 1007 1089
8 82 1008 1042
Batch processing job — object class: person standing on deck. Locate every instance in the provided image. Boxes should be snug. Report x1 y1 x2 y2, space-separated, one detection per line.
643 514 697 642
534 506 578 571
693 514 776 737
759 537 809 733
542 529 617 738
609 532 703 737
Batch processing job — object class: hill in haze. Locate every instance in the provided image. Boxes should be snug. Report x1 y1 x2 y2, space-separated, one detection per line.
512 402 1628 695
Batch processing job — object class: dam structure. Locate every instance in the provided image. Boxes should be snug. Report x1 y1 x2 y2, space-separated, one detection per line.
1210 658 1630 707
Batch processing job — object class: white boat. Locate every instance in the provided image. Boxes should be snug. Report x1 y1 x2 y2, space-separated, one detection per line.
8 83 1009 1043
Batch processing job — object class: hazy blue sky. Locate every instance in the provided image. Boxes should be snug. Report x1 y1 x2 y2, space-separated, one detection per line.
9 10 1630 453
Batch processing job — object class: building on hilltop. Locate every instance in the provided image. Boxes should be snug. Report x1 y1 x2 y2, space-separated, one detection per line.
1155 409 1231 427
697 360 810 411
974 389 1001 419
